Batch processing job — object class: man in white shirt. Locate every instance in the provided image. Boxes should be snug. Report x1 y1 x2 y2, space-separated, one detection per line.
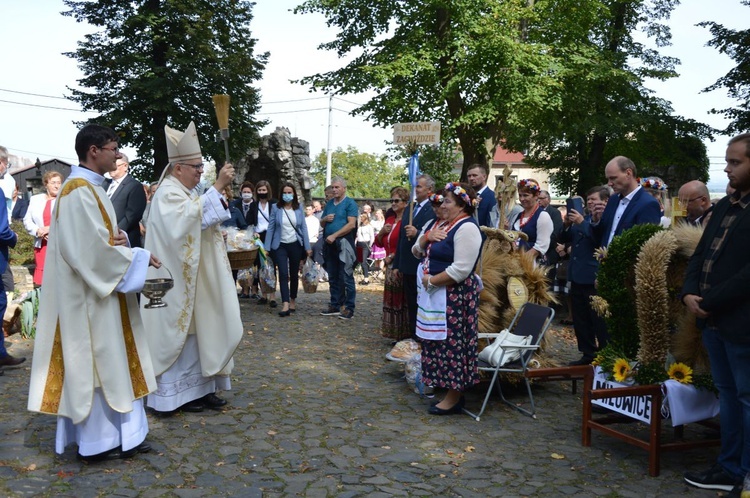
105 153 147 247
591 156 661 247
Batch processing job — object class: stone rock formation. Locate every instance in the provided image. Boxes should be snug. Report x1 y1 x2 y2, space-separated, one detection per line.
235 127 314 204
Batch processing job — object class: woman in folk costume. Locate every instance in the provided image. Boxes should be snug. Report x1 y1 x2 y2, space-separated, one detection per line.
27 124 160 462
141 121 243 414
412 182 483 415
508 178 553 265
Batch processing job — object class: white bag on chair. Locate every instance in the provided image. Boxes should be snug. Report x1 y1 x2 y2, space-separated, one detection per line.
478 329 532 367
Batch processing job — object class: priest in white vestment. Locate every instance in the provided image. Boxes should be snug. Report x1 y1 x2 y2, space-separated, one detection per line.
28 125 160 462
141 121 243 413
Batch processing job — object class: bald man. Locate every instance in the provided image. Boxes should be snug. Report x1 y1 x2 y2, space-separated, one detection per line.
678 180 712 227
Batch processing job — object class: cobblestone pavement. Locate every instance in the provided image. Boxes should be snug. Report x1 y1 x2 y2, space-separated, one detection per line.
0 283 724 497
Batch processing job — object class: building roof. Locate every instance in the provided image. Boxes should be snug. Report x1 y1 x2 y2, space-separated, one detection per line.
493 147 525 163
10 158 73 176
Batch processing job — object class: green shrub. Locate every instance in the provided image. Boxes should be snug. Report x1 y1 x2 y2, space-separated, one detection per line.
597 223 663 358
10 220 35 266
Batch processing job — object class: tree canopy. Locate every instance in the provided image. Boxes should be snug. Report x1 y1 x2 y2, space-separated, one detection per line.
310 147 403 199
296 0 710 194
63 0 267 181
700 0 750 135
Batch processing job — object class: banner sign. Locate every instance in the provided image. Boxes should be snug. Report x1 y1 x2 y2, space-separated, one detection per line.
393 121 441 145
592 367 652 423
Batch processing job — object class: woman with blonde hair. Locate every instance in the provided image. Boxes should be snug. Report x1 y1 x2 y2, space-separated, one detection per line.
24 171 63 286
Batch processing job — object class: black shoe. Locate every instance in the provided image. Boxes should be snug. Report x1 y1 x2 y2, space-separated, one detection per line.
428 397 465 415
568 356 594 366
257 298 268 305
320 306 340 316
181 400 205 413
684 464 739 491
278 310 291 317
201 393 228 409
269 300 278 308
0 355 26 367
727 483 743 498
289 308 296 313
76 441 150 463
338 309 354 320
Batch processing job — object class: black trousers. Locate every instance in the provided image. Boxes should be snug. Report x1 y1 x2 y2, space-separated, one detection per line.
403 272 418 339
570 282 608 357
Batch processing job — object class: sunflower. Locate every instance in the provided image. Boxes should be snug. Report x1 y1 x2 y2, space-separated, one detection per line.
667 362 693 384
613 358 632 382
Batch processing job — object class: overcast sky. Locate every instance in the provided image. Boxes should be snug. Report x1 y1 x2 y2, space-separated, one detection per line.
1 0 746 189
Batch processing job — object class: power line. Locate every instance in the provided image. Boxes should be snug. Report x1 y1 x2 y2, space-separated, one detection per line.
257 107 329 116
0 98 91 112
333 95 364 107
0 87 69 100
262 96 327 105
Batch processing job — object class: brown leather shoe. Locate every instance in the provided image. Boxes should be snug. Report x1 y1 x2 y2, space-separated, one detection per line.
0 355 26 367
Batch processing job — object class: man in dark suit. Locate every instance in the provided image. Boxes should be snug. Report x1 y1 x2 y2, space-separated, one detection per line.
11 184 29 222
591 156 661 247
393 174 437 338
467 164 497 228
0 188 22 372
682 133 750 495
560 186 610 365
105 153 147 248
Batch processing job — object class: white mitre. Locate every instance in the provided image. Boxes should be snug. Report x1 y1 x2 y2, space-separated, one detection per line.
165 121 202 163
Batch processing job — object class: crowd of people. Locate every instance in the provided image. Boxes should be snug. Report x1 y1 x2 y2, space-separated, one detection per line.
2 126 749 496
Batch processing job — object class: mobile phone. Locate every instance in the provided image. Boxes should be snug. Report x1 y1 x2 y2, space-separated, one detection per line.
566 196 584 215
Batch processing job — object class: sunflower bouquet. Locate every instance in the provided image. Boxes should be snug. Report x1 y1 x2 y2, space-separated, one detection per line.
593 344 714 391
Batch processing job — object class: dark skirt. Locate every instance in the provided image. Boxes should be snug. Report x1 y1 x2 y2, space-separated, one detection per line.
421 274 481 392
381 266 410 340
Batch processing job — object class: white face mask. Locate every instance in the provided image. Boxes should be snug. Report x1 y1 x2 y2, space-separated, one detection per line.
241 192 253 201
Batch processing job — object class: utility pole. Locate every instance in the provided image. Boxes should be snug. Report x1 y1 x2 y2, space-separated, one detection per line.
326 93 333 187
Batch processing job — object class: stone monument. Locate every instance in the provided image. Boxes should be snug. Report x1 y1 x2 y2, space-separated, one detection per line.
235 127 314 204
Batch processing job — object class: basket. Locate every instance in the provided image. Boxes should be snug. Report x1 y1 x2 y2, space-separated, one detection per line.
227 248 258 271
301 278 318 294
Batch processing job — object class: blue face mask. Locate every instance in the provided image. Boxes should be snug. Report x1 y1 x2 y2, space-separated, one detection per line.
282 193 294 203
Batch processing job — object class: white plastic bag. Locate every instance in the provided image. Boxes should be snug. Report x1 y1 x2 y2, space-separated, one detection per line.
477 329 532 367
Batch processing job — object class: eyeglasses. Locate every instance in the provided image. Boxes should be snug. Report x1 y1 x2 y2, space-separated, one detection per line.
180 162 204 171
390 199 403 204
99 145 120 153
685 196 704 203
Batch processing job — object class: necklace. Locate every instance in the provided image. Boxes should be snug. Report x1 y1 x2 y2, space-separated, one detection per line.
518 204 539 229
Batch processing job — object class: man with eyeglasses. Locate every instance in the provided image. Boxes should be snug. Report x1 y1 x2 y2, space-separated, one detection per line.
141 121 242 415
393 174 436 337
105 153 147 247
28 124 162 462
677 180 713 227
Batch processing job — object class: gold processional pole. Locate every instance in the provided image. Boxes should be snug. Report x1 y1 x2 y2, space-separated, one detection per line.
212 94 231 166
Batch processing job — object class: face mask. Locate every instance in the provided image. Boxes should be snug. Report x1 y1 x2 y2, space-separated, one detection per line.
282 193 294 203
241 193 253 201
257 192 268 200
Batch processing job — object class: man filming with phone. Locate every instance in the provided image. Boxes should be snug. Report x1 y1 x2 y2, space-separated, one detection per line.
559 186 610 365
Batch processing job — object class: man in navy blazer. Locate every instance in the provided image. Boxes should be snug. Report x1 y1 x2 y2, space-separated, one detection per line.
591 156 661 247
105 154 147 248
393 174 437 338
467 164 497 228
